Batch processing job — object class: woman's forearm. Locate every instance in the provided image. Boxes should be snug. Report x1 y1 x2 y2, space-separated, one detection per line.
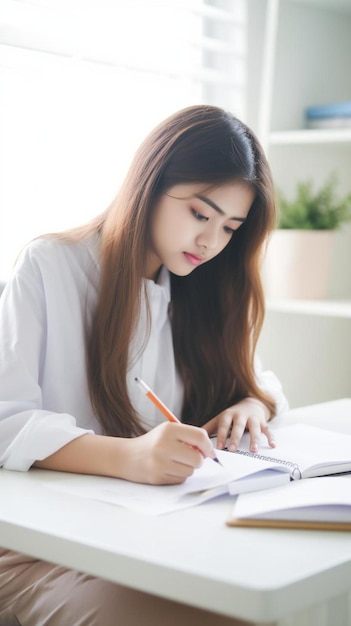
33 433 135 480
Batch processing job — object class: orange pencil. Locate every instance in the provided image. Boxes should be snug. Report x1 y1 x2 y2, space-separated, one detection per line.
135 377 223 466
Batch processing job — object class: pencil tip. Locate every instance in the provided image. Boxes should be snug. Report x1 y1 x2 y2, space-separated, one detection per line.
213 456 224 467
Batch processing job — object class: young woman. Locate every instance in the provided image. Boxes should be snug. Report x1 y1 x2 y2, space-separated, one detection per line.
0 105 288 625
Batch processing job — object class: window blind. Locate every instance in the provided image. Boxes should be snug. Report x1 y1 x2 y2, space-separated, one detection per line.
0 0 248 280
1 0 245 89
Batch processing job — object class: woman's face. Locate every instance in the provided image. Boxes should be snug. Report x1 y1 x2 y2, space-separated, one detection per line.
146 181 254 280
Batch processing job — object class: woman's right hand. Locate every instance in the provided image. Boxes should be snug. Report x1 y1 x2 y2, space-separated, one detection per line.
124 421 213 485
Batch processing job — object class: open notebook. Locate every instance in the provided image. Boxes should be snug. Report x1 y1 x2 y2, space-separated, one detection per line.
222 422 351 485
37 423 351 515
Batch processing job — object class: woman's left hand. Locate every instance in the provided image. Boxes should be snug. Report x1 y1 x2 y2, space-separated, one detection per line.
203 397 276 453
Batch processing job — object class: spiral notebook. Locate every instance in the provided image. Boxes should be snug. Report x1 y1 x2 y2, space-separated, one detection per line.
223 423 351 491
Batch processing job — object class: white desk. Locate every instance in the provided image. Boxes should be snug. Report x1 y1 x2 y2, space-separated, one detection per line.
1 399 351 626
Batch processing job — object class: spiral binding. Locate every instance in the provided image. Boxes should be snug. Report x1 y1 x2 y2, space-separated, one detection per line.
231 448 302 480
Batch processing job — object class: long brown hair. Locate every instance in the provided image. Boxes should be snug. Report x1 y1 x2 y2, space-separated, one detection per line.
61 105 277 436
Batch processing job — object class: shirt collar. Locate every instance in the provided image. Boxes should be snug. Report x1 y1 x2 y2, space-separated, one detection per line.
144 265 171 305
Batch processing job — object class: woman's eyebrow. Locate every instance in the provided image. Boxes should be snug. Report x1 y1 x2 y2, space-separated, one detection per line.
196 194 247 223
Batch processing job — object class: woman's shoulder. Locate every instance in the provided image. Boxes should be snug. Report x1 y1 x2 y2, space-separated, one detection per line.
5 233 101 308
17 233 100 272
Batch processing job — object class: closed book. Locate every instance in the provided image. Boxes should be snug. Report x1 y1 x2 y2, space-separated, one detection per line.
227 475 351 531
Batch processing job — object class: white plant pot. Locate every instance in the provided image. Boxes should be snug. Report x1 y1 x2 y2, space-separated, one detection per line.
262 229 335 300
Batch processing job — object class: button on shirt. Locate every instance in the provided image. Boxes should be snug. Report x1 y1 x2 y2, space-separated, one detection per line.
0 234 288 471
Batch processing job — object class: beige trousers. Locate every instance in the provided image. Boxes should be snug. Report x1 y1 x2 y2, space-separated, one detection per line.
0 549 248 626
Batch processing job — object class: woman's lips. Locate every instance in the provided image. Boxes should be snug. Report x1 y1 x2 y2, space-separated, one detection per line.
183 252 204 266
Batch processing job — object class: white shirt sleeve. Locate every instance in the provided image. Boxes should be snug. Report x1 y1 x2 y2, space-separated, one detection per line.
254 354 289 416
0 239 96 471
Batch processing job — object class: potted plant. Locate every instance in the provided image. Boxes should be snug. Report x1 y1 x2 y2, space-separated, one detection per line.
263 174 351 300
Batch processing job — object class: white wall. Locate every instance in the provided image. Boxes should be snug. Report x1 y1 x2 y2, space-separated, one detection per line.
258 310 351 408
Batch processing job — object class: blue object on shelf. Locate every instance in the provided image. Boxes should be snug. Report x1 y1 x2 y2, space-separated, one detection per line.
305 101 351 119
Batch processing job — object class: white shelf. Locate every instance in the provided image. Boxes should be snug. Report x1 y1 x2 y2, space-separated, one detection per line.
266 299 351 318
269 128 351 145
260 1 351 318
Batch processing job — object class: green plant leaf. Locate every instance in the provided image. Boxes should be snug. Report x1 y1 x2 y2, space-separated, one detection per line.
277 174 351 230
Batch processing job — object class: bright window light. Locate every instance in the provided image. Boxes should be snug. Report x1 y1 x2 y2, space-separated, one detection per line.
0 0 247 280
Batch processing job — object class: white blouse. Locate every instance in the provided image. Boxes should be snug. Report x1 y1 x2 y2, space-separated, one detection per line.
0 234 288 471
